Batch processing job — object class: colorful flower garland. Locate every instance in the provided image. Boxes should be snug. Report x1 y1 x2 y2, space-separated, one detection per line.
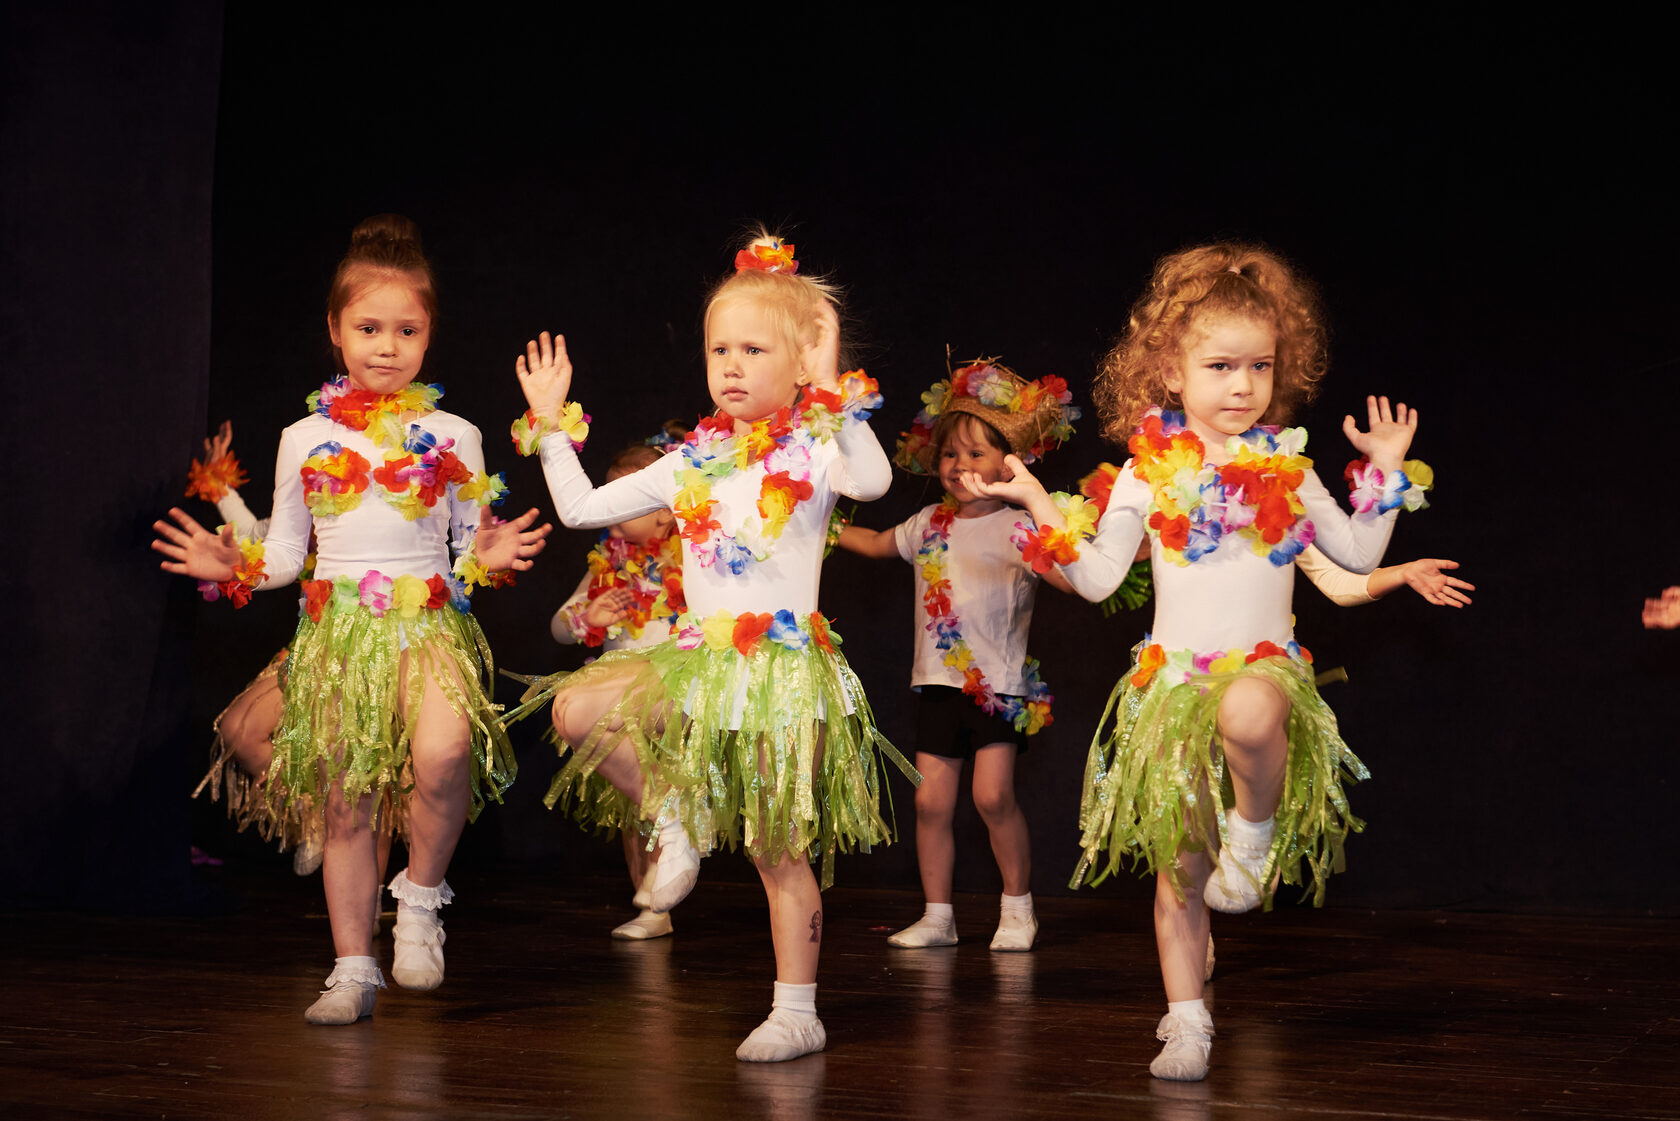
512 402 591 456
562 529 687 646
299 380 508 521
896 359 1079 472
196 531 267 608
671 371 880 576
1129 635 1314 689
185 454 249 503
916 497 1054 735
1011 491 1100 575
1344 456 1431 513
307 378 442 450
673 608 837 657
299 568 473 623
1129 408 1316 568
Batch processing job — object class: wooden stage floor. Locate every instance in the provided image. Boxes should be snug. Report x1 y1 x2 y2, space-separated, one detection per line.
3 864 1676 1120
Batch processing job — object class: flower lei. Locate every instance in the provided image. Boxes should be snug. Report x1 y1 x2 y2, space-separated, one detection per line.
185 454 249 503
512 402 591 456
918 497 1054 735
196 530 267 608
1129 408 1316 568
299 380 508 520
1129 635 1314 689
299 569 473 623
307 378 441 450
564 530 687 646
1011 491 1100 575
1344 457 1431 513
895 359 1079 472
673 608 837 657
672 371 881 575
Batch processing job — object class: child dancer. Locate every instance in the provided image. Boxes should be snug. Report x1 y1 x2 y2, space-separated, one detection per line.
970 244 1423 1081
510 233 914 1062
837 359 1077 951
153 215 549 1024
548 427 689 940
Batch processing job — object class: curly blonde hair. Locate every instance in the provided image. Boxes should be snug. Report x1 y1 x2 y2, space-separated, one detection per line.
1093 243 1327 442
702 228 850 369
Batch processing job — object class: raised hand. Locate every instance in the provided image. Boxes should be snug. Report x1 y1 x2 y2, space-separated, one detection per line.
203 419 234 464
800 301 842 393
1342 395 1417 470
475 507 552 573
962 454 1052 512
583 587 635 630
152 507 242 582
1397 558 1474 607
1644 586 1680 630
515 331 574 417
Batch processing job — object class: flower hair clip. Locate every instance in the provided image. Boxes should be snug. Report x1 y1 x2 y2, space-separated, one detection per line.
894 353 1080 474
735 236 798 275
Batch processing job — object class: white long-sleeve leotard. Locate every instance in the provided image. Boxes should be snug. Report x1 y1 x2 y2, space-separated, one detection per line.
1058 462 1397 653
260 410 487 588
537 420 891 618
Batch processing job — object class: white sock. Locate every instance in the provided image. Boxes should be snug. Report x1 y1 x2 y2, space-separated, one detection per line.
1000 892 1033 917
772 981 818 1022
1168 998 1209 1024
924 902 954 922
336 955 377 971
1228 812 1275 848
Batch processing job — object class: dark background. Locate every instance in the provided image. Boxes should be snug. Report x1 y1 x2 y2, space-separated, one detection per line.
4 5 1674 915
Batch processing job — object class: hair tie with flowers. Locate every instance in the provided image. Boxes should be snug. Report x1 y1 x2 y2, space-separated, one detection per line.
642 423 688 454
1128 408 1316 568
185 453 250 504
915 497 1054 735
734 236 798 274
894 356 1079 474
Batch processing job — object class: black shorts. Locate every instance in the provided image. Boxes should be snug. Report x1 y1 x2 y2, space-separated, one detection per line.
914 684 1031 760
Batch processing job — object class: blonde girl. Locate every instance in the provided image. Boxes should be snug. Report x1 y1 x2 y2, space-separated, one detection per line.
838 359 1077 952
154 216 549 1025
970 243 1424 1080
510 234 914 1062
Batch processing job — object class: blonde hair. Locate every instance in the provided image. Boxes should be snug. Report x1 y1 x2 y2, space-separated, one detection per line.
326 214 437 372
1093 243 1327 441
702 228 848 368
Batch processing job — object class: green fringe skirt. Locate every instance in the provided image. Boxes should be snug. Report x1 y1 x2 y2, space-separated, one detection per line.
513 622 917 889
1070 648 1368 908
268 596 517 833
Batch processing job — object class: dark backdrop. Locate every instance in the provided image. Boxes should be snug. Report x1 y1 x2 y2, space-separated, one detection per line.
5 6 1674 915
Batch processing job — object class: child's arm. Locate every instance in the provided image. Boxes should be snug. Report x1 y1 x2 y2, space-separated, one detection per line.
1302 397 1421 573
1643 586 1680 629
551 575 635 644
835 524 899 559
806 304 891 502
152 507 244 581
1297 545 1473 607
516 332 674 528
962 455 1146 603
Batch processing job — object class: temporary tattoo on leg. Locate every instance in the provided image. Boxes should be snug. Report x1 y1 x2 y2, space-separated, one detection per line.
809 910 822 943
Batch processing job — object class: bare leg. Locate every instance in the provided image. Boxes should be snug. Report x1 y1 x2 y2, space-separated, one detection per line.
322 789 379 958
222 673 283 778
401 653 471 887
1218 677 1290 823
971 743 1029 897
911 753 962 904
550 664 655 803
1155 851 1213 1003
755 851 822 983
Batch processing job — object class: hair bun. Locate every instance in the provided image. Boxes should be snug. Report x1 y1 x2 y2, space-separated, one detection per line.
350 213 422 251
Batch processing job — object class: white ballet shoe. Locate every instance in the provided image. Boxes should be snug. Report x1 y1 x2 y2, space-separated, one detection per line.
611 909 674 941
735 1011 827 1062
887 913 957 948
1150 1009 1214 1081
391 903 447 990
989 910 1038 952
1204 934 1216 982
647 830 701 914
304 961 383 1025
1203 843 1268 914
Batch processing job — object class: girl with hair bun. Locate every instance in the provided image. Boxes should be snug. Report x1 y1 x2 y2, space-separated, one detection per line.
837 357 1079 953
154 215 550 1025
968 243 1428 1081
509 232 914 1062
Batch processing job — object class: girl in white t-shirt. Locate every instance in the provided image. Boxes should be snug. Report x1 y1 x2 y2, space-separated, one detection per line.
838 359 1077 952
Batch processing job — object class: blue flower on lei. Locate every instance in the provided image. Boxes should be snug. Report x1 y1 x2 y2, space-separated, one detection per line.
768 610 807 651
712 538 755 575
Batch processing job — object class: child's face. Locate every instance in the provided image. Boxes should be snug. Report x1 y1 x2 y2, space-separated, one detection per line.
1165 315 1275 445
939 416 1010 509
706 296 806 428
611 508 674 546
328 280 431 394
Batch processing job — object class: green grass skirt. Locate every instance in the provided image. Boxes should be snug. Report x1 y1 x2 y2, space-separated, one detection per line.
1070 651 1368 907
268 597 516 833
511 635 917 888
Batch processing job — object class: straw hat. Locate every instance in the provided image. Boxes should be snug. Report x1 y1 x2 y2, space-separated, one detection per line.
894 355 1079 475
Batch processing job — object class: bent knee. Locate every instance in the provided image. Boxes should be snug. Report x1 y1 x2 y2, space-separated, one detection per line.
1217 678 1290 746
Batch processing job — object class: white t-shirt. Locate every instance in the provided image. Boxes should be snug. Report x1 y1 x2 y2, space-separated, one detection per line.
893 505 1039 696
